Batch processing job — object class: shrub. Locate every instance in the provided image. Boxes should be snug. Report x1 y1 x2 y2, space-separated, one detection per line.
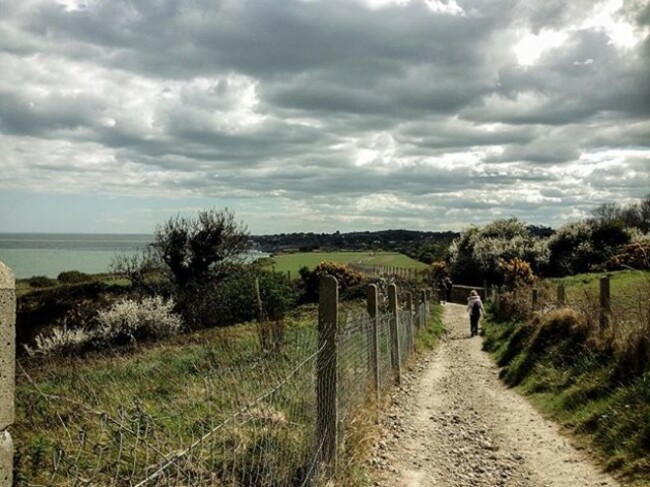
57 271 92 284
27 276 57 288
96 296 182 344
298 261 363 302
448 218 549 285
26 323 93 356
179 268 297 329
498 257 535 288
607 241 650 271
29 295 183 355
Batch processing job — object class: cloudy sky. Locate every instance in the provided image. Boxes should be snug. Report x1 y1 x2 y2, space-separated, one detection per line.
0 0 649 235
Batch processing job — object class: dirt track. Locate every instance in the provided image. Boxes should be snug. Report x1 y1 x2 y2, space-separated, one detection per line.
368 303 621 487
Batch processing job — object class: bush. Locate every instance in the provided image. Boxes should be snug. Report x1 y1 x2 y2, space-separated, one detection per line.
27 276 57 288
298 261 363 302
498 257 535 288
179 268 297 329
607 242 650 271
448 218 549 285
26 324 93 356
57 271 92 284
96 296 182 344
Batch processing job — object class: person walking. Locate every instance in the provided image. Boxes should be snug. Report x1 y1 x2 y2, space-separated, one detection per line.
444 276 453 303
438 278 447 304
467 290 485 337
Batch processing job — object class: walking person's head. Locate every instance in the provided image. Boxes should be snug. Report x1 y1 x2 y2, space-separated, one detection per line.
469 290 479 299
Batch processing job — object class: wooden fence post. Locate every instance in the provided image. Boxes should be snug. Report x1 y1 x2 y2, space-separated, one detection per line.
420 289 428 330
600 275 611 328
557 284 565 307
317 276 338 471
388 283 401 385
405 292 414 354
0 263 15 487
367 284 380 403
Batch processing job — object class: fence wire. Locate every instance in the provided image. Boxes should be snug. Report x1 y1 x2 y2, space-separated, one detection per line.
14 285 432 487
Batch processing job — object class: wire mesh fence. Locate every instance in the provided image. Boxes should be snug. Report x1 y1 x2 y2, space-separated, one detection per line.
13 278 434 486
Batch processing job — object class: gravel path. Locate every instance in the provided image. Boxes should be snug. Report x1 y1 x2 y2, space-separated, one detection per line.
368 303 621 487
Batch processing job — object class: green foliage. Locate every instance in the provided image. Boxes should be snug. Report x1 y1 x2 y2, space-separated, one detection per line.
180 267 297 329
151 208 249 288
26 275 57 288
298 261 364 303
57 270 93 284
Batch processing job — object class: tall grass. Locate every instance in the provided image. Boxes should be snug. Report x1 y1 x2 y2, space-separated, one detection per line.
13 295 439 486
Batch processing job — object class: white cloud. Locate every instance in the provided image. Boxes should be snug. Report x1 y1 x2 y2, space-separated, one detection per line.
0 0 648 233
513 29 570 66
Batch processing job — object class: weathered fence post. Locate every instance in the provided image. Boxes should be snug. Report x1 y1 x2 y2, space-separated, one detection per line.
600 275 611 328
420 289 428 330
405 292 414 354
557 284 565 307
532 288 538 312
0 263 15 487
483 280 489 301
317 276 338 471
367 284 380 403
388 284 401 385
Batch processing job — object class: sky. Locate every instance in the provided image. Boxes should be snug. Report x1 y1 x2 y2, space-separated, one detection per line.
0 0 649 235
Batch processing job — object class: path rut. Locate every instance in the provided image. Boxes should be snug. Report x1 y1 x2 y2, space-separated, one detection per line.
368 303 621 487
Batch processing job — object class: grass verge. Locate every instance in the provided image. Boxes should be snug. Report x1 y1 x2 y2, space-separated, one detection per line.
333 303 444 486
483 310 650 485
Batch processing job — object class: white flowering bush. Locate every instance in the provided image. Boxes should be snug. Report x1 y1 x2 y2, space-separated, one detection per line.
96 296 182 343
27 296 183 355
25 322 94 356
448 219 549 285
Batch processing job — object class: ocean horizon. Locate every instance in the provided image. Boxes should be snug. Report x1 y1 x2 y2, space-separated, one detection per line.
0 233 269 279
0 233 153 279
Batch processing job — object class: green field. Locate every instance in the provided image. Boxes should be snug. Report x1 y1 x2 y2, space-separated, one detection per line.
552 269 650 324
268 251 427 277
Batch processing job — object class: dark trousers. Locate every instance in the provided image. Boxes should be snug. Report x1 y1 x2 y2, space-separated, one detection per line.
470 315 480 336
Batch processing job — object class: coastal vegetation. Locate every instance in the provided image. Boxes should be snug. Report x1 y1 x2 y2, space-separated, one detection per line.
483 270 650 484
7 193 650 485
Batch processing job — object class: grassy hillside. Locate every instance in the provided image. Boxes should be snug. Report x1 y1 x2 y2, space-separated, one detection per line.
484 270 650 485
13 300 441 486
13 309 321 486
269 251 427 277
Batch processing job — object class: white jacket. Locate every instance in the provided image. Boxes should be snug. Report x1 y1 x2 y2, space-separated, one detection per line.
467 295 484 316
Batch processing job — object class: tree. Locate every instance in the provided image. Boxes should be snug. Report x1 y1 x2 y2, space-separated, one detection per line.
151 209 249 288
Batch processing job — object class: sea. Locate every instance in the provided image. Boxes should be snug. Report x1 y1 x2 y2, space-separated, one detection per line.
0 233 270 279
0 233 153 279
